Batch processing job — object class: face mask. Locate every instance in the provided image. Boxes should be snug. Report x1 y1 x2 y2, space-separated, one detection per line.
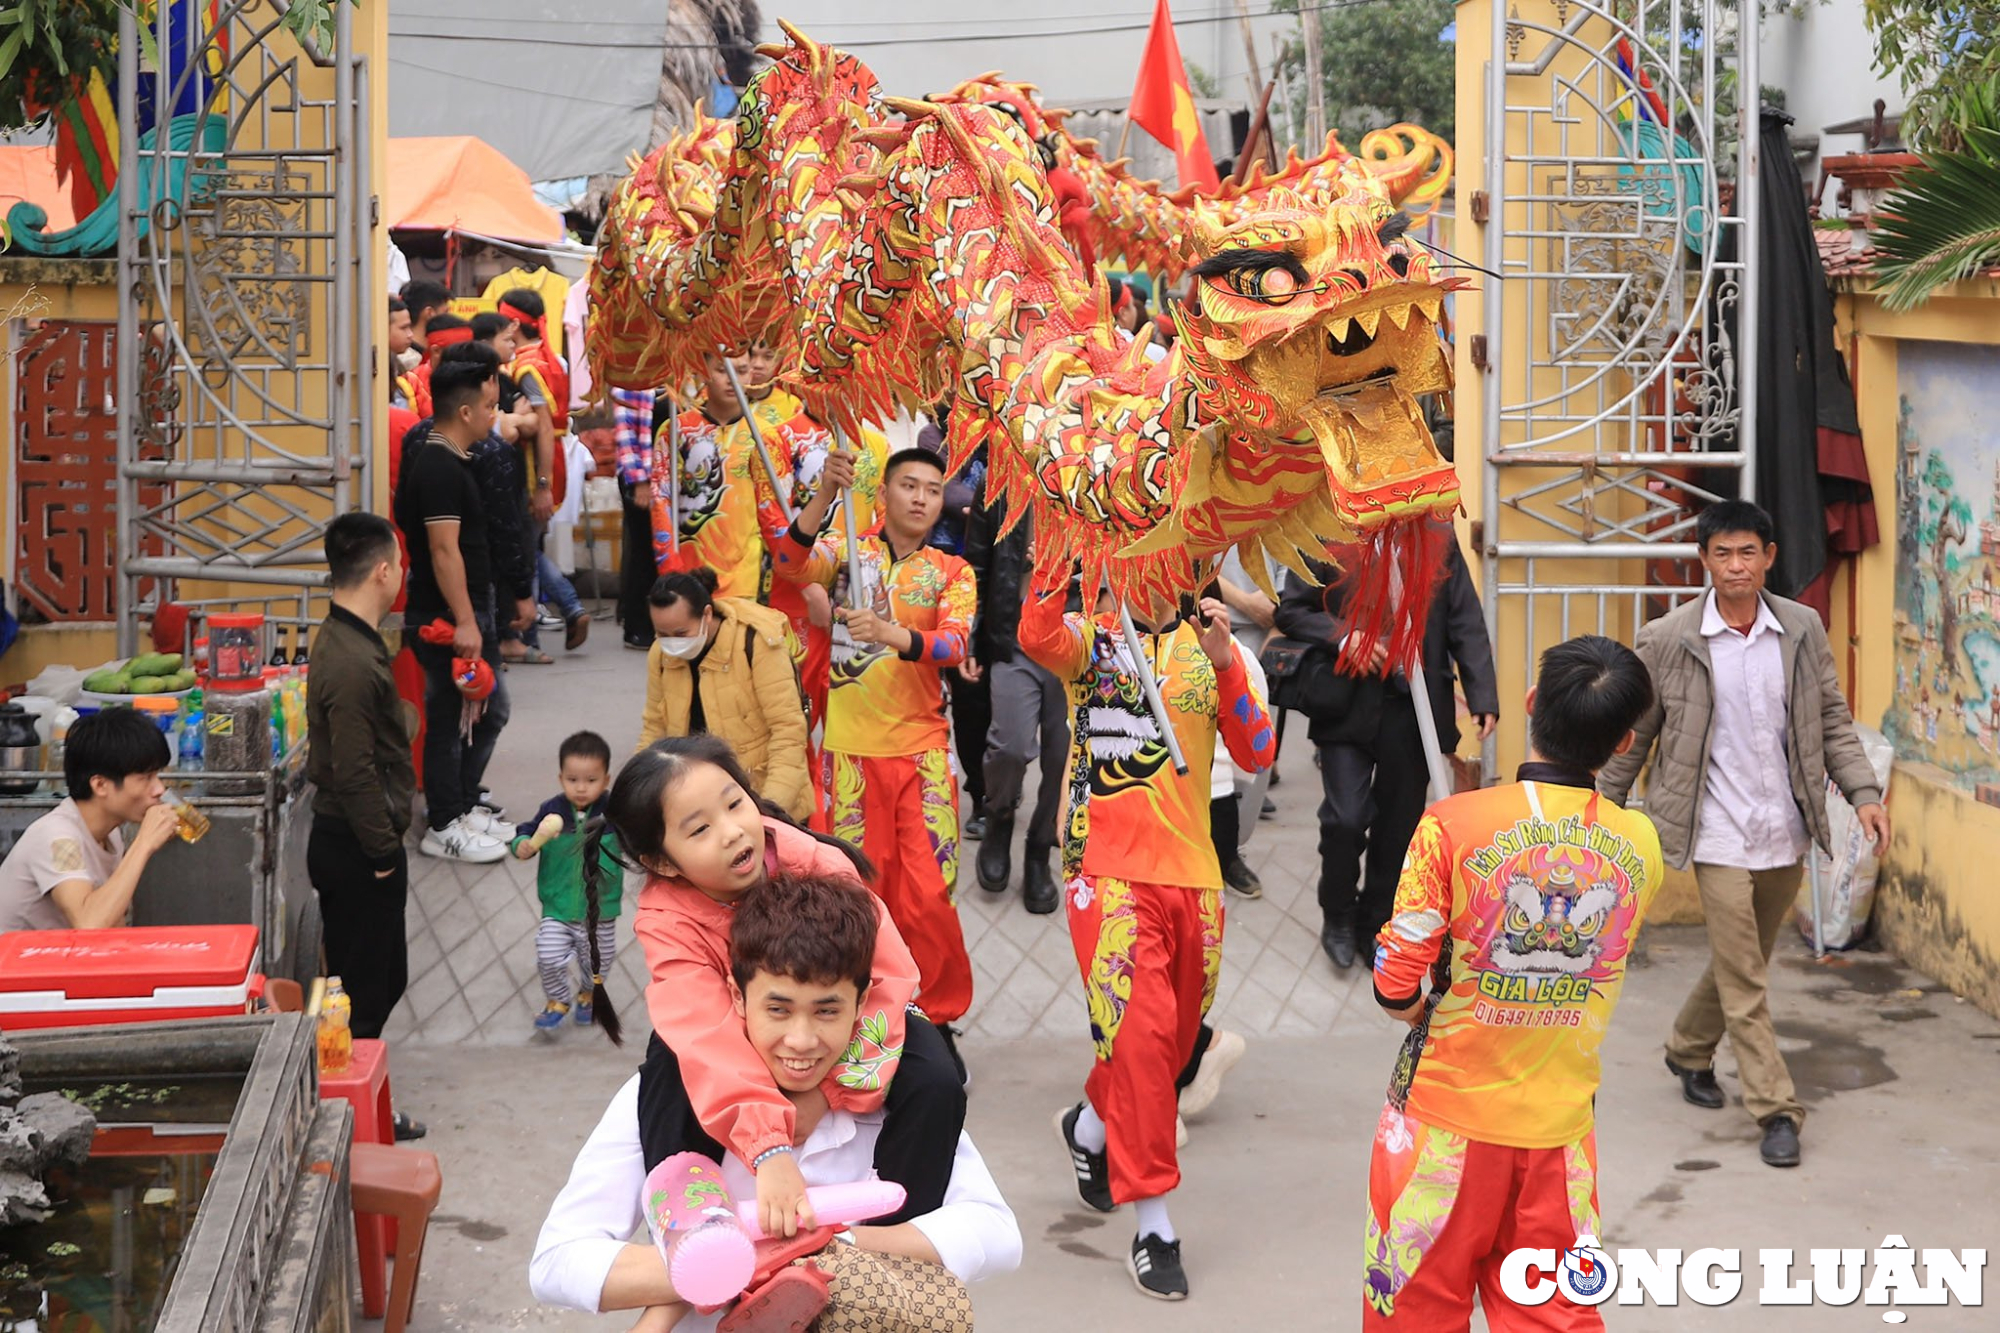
658 634 705 661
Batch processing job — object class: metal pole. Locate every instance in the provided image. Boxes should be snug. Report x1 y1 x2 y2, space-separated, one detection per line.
1736 0 1762 505
1479 11 1509 782
330 0 354 514
1392 564 1455 802
1116 600 1189 776
114 3 141 657
833 430 865 609
720 354 794 526
352 29 374 511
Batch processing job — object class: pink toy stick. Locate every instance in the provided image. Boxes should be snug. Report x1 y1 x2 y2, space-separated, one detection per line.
644 1153 757 1309
733 1179 908 1239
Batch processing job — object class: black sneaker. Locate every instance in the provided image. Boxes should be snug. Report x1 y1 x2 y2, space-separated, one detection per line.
938 1023 968 1087
1128 1232 1188 1300
1055 1103 1114 1213
392 1110 428 1142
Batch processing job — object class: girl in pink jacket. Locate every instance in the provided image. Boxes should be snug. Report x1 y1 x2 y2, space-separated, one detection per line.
579 735 966 1235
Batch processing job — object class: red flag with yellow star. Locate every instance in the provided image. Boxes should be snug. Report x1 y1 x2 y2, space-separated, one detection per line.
1128 0 1219 191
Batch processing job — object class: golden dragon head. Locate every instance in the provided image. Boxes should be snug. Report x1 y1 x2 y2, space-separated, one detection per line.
1176 175 1464 534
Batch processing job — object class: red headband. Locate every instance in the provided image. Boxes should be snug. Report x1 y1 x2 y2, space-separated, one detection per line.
497 300 540 335
428 324 474 350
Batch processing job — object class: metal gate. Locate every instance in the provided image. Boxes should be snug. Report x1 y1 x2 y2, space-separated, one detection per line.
114 0 374 653
1476 0 1760 771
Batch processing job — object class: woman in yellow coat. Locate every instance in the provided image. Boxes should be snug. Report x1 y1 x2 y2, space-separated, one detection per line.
634 567 814 821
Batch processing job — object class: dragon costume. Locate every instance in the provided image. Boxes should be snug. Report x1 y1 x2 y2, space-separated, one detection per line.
589 25 1465 658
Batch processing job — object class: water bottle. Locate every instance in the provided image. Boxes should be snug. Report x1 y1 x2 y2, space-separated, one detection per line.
317 977 353 1074
177 708 204 788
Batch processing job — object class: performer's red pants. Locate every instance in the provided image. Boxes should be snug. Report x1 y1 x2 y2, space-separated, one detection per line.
1064 876 1223 1204
829 749 971 1024
1364 1104 1604 1332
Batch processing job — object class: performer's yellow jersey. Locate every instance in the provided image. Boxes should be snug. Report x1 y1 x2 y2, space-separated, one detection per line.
1374 772 1665 1149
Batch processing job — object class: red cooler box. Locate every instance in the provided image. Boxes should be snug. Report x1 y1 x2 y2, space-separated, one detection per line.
0 925 262 1029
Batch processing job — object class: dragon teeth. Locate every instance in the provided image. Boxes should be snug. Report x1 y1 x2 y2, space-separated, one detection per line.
1419 298 1442 322
1356 311 1381 338
1329 318 1353 343
1384 304 1411 330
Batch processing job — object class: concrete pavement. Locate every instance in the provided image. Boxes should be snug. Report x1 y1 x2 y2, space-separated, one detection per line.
377 606 2000 1330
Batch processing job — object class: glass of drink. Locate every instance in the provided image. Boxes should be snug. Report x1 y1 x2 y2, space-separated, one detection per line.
164 791 210 844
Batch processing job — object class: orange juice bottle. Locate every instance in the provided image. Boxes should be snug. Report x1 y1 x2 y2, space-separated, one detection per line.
317 977 353 1074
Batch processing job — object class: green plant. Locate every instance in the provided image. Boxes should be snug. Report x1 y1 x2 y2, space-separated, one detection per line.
1272 0 1455 148
1870 79 2000 309
1864 0 2000 149
0 0 353 134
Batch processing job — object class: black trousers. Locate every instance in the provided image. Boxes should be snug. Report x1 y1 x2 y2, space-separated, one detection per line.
618 485 654 641
949 674 991 813
306 817 409 1040
409 610 509 830
1208 793 1241 869
1315 695 1428 949
636 1012 967 1224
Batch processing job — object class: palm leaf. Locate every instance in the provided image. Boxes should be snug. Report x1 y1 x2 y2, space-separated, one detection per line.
1870 123 2000 311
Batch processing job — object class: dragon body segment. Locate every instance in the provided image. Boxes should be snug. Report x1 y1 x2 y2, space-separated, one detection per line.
589 25 1463 639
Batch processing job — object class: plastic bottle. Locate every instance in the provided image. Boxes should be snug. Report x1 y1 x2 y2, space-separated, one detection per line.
177 702 204 789
47 708 76 794
317 977 353 1074
265 667 287 761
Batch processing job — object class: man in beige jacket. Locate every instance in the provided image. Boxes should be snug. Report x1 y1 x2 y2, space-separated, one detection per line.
1600 500 1889 1169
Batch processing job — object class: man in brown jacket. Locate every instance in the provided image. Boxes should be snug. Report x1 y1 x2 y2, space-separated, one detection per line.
1599 500 1888 1169
307 513 418 1051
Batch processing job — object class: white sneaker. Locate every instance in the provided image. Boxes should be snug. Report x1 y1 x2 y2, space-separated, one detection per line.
420 817 507 864
462 807 510 837
1178 1028 1246 1117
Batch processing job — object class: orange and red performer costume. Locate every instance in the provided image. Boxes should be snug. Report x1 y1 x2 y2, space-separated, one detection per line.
1365 770 1663 1330
1020 586 1274 1204
650 393 794 598
769 513 979 1025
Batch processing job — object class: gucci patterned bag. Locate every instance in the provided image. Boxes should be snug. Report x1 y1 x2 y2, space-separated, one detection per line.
796 1242 974 1333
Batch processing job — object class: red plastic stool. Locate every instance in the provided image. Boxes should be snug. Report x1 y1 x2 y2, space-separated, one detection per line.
349 1142 442 1333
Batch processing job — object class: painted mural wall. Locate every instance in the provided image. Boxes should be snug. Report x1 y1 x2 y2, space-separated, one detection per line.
1882 339 2000 800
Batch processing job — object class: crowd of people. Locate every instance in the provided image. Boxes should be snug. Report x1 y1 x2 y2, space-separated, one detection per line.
0 272 1895 1324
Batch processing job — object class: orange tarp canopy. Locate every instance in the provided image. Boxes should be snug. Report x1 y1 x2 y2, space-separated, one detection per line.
386 136 562 244
0 145 80 233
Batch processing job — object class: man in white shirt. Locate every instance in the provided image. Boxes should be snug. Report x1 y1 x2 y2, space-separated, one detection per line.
530 874 1020 1329
1600 500 1890 1169
0 708 179 933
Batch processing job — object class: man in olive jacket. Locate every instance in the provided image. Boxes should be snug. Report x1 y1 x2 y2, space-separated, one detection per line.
306 513 417 1042
1599 500 1889 1169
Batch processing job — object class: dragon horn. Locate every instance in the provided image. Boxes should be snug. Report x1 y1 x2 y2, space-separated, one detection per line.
882 95 940 120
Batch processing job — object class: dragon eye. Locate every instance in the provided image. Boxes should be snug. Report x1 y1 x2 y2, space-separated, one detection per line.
1387 247 1412 277
1227 265 1299 304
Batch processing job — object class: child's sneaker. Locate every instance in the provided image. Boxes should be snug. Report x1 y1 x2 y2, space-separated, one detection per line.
533 1002 569 1032
573 999 594 1026
1129 1232 1188 1301
1054 1103 1114 1213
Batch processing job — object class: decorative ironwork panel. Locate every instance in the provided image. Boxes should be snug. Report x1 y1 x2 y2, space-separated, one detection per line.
1476 0 1758 773
116 0 372 648
12 321 165 622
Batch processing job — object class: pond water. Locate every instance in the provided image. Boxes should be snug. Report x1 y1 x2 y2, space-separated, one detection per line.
1961 630 2000 735
0 1075 242 1332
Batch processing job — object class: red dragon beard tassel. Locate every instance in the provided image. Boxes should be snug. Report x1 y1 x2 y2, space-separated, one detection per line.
1325 519 1454 678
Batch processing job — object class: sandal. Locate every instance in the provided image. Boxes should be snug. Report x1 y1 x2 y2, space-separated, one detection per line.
501 644 554 665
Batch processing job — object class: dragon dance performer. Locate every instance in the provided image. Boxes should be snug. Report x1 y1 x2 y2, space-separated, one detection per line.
1027 580 1275 1302
1364 635 1663 1332
760 410 890 737
497 287 566 524
771 445 979 1062
651 350 802 598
